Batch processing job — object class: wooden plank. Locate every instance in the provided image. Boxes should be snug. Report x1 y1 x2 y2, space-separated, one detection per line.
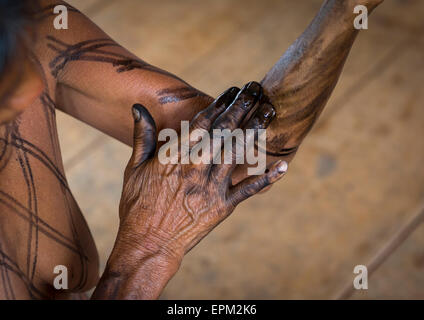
351 222 424 299
66 0 112 16
65 138 130 271
57 0 424 298
163 44 424 298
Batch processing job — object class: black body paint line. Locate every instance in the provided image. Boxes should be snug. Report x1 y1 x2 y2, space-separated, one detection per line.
157 87 207 105
46 37 208 105
47 36 181 79
0 93 89 298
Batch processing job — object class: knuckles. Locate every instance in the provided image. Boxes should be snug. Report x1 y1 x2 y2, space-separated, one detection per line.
119 82 271 256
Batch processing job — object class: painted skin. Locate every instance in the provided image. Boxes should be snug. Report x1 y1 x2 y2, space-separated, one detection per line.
0 0 384 299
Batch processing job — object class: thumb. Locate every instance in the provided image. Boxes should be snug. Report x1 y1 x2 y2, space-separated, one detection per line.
129 103 157 168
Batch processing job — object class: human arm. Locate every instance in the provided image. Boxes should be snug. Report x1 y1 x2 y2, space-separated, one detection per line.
262 0 385 162
36 0 384 170
35 0 212 147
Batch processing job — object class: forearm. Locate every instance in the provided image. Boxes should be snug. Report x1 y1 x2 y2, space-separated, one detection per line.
36 0 213 146
262 0 384 158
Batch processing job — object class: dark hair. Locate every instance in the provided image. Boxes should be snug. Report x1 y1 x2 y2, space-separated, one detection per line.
0 0 39 75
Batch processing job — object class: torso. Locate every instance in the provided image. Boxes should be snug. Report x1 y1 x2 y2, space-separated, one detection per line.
0 93 99 299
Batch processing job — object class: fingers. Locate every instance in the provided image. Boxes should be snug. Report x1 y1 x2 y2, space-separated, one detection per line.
244 102 276 132
187 87 239 165
227 160 288 208
212 81 262 131
211 102 276 181
233 102 276 164
128 104 157 169
189 87 240 134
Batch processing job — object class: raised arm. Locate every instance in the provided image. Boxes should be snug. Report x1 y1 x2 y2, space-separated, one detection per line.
262 0 384 161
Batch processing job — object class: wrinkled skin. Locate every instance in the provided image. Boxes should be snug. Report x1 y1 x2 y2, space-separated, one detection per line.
92 82 287 299
261 0 385 161
0 0 385 299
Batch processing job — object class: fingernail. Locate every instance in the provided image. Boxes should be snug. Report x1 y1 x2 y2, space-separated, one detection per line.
245 81 262 98
262 105 276 119
255 104 276 128
238 82 262 110
229 86 240 95
219 87 240 107
258 104 276 121
277 161 288 174
132 104 141 122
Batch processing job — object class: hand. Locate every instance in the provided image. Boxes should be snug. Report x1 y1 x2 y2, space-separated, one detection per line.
116 82 288 269
93 83 289 299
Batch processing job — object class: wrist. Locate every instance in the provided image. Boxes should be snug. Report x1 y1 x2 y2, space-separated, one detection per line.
94 240 181 300
109 230 183 278
92 228 184 300
113 224 185 268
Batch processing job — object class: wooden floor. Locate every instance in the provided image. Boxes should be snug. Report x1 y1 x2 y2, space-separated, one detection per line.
62 0 424 299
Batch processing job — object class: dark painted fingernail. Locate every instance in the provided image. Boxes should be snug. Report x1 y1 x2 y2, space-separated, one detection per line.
256 103 276 127
235 82 262 110
245 81 262 98
229 86 240 95
132 104 141 122
262 104 276 119
217 86 240 107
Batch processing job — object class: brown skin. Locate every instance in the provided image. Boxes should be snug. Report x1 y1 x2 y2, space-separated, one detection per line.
0 0 384 299
93 86 285 299
262 0 384 161
0 43 44 124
